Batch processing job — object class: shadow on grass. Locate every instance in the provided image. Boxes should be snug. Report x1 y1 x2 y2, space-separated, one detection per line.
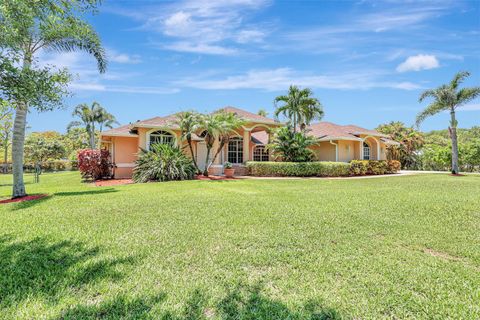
9 188 119 211
0 235 138 311
162 283 341 320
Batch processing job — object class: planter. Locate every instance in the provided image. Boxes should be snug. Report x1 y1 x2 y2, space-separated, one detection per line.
207 167 215 176
224 168 235 178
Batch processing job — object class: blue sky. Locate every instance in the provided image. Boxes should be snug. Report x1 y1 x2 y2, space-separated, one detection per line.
31 0 480 132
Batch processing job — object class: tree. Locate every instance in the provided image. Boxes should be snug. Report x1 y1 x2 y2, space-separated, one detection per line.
0 0 107 198
274 85 324 132
175 111 202 173
198 114 220 177
209 111 244 170
0 100 13 167
24 132 66 164
63 127 90 160
68 102 116 149
376 121 424 169
258 109 268 117
268 125 317 162
416 71 480 174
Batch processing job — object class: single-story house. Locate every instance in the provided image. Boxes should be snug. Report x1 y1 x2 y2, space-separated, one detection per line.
100 106 399 178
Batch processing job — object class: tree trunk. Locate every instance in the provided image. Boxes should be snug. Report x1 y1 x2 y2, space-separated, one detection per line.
203 147 212 176
187 138 200 173
450 110 459 174
11 55 32 198
89 128 95 149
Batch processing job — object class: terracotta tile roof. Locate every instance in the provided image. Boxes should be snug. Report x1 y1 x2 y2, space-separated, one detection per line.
307 122 387 140
217 106 277 124
251 131 269 145
101 124 137 137
133 114 180 129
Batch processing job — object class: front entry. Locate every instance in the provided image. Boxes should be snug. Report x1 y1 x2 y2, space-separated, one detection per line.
196 142 209 171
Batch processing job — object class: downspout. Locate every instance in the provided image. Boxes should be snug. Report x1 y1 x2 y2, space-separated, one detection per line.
329 140 338 162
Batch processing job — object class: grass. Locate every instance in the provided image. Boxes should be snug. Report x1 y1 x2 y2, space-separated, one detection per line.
0 172 479 319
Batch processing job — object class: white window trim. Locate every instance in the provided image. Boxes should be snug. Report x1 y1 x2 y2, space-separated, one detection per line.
146 128 177 150
253 145 269 161
227 137 243 164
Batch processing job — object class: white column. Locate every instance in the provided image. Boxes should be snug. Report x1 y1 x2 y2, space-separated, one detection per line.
360 140 364 160
243 129 250 163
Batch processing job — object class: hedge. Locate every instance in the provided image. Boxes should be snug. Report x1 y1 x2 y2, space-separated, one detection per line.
247 160 401 177
0 160 78 173
246 161 351 177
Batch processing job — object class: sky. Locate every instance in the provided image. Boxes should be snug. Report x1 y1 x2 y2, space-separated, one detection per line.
29 0 480 133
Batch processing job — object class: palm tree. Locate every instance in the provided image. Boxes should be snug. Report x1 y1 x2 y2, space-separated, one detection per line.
274 85 324 132
68 102 102 149
257 109 268 117
97 108 119 133
416 71 480 174
209 111 244 169
175 111 201 173
2 1 106 198
198 114 221 177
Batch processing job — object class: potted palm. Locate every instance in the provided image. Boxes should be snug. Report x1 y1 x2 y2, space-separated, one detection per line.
223 161 235 178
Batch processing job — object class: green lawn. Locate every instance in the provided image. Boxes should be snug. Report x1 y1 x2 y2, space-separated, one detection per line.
0 172 479 319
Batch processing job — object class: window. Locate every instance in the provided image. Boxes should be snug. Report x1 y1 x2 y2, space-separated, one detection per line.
253 145 269 161
149 130 175 148
228 137 243 163
363 142 370 160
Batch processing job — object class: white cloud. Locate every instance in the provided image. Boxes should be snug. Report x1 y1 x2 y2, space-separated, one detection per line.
139 0 271 55
176 68 421 91
107 49 142 64
70 83 179 94
396 54 439 72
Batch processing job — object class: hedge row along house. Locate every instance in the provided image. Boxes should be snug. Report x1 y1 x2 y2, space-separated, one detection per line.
100 107 399 178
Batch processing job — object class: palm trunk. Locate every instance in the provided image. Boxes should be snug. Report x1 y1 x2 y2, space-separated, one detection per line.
89 127 95 149
203 147 212 176
209 140 227 171
11 54 32 198
187 138 200 173
450 110 459 174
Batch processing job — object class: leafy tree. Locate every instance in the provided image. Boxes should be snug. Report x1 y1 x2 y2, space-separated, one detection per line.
197 114 220 176
0 0 106 198
63 127 90 159
24 132 66 164
274 85 324 132
268 125 317 162
376 121 424 169
0 100 13 166
416 71 480 174
69 102 117 149
257 109 268 117
175 111 202 173
209 111 244 169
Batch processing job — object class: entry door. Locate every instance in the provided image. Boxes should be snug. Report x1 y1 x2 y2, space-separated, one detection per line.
196 142 208 171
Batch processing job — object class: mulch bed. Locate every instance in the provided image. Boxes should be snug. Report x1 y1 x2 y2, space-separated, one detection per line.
0 194 49 204
95 179 134 187
449 174 466 177
194 175 238 181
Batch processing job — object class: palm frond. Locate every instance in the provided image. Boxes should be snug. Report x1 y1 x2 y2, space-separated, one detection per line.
450 71 470 90
456 87 480 108
415 102 446 127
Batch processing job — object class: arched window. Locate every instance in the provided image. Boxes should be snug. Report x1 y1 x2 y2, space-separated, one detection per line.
363 141 370 160
228 137 243 163
253 145 269 161
149 130 175 148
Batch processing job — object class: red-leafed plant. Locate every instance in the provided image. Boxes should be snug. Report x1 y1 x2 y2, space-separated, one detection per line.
77 149 111 181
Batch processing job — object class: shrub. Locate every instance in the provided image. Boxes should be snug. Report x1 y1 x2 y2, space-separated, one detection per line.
246 161 350 177
268 126 316 162
366 160 389 175
349 160 368 175
77 149 111 181
133 144 195 183
386 160 401 173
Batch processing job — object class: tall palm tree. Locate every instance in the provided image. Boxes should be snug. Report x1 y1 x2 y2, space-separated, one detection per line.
198 114 221 177
416 71 480 174
97 107 119 133
209 111 244 169
274 85 324 132
1 1 106 198
175 111 201 173
68 102 102 149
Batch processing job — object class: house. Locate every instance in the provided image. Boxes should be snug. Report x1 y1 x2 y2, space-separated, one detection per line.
100 106 398 178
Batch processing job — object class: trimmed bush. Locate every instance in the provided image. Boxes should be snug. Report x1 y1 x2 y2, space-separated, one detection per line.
133 144 195 183
349 160 368 176
77 149 111 181
247 160 402 177
246 161 351 177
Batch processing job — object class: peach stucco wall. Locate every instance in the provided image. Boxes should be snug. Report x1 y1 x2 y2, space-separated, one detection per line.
113 137 138 163
312 142 336 161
